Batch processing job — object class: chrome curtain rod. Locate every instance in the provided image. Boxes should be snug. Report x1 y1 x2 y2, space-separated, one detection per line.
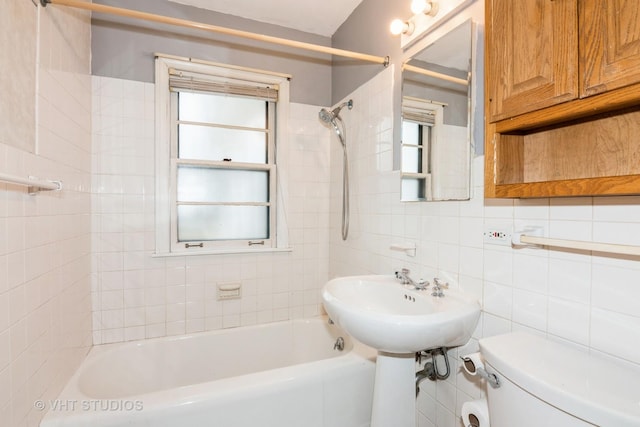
40 0 390 67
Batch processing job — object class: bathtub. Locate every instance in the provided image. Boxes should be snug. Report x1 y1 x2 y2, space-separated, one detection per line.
41 317 376 427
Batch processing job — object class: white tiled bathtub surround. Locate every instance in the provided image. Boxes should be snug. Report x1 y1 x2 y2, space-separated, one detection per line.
0 2 92 427
91 76 331 344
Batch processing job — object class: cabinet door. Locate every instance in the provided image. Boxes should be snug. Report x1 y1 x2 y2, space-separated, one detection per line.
580 0 640 97
488 0 579 122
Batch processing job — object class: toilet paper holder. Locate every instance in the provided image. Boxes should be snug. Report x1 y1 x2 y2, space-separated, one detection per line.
467 413 481 427
461 398 490 427
461 355 501 388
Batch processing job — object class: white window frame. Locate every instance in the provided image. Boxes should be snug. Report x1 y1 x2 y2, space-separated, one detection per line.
154 55 291 256
401 96 445 201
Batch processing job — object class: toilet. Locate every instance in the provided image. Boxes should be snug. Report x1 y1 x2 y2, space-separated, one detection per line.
479 332 640 427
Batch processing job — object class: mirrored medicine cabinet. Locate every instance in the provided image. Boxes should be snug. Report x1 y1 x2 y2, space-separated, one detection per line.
400 19 473 201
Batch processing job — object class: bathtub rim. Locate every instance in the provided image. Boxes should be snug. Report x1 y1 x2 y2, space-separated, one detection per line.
41 315 376 425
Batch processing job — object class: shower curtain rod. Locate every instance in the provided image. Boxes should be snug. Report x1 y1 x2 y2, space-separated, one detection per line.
40 0 390 67
402 64 469 86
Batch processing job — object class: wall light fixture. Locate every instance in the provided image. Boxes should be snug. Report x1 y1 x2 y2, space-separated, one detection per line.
411 0 439 16
389 19 415 36
389 1 440 42
390 0 475 48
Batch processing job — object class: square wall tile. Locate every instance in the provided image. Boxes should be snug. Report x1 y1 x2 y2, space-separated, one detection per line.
512 289 547 331
591 308 640 364
547 298 589 345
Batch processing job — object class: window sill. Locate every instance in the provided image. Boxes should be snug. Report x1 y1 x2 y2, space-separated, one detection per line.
152 247 293 257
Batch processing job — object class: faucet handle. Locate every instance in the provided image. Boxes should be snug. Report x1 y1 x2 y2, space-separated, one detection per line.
414 279 429 290
395 269 411 285
432 278 448 297
433 278 448 288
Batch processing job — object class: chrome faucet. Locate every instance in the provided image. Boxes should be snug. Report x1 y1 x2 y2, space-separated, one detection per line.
431 278 448 297
395 269 429 290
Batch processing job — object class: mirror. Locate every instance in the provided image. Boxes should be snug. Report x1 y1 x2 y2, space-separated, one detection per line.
400 20 472 201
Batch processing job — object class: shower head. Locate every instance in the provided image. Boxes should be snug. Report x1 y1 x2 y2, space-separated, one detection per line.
319 99 353 124
318 108 334 124
319 99 353 148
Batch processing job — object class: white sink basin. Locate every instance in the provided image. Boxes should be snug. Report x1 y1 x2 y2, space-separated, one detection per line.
322 275 480 354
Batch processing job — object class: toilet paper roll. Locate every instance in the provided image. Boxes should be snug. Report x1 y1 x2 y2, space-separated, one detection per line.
461 352 485 376
461 398 490 427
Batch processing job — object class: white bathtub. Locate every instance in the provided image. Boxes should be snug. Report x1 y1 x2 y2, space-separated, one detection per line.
41 317 376 427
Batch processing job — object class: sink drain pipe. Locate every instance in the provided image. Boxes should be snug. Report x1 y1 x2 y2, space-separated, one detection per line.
415 347 450 396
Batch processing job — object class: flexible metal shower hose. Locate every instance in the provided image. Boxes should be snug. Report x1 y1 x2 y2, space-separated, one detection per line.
341 146 349 240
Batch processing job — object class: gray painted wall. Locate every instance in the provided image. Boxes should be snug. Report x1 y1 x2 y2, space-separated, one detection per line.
91 0 333 106
330 0 404 104
330 0 405 167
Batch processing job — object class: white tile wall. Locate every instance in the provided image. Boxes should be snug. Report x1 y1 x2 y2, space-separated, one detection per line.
91 77 331 344
328 65 640 426
433 124 469 200
0 3 92 427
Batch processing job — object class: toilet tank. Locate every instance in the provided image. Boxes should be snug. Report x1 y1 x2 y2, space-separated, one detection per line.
479 332 640 427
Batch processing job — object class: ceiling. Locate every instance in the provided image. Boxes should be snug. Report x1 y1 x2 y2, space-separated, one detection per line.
167 0 364 37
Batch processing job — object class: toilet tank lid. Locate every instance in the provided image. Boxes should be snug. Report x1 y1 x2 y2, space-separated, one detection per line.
479 332 640 427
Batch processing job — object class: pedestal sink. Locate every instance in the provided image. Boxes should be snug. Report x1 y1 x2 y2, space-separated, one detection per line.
322 275 480 427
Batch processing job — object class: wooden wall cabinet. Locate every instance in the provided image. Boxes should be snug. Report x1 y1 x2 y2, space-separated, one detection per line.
580 0 640 97
485 0 640 198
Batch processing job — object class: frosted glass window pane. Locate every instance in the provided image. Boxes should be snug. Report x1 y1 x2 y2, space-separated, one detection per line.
402 146 422 173
179 92 266 128
179 124 267 163
178 205 268 241
401 178 426 201
178 166 268 203
402 121 420 145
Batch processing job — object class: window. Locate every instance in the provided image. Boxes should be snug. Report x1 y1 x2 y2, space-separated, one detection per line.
155 56 291 255
401 97 444 201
